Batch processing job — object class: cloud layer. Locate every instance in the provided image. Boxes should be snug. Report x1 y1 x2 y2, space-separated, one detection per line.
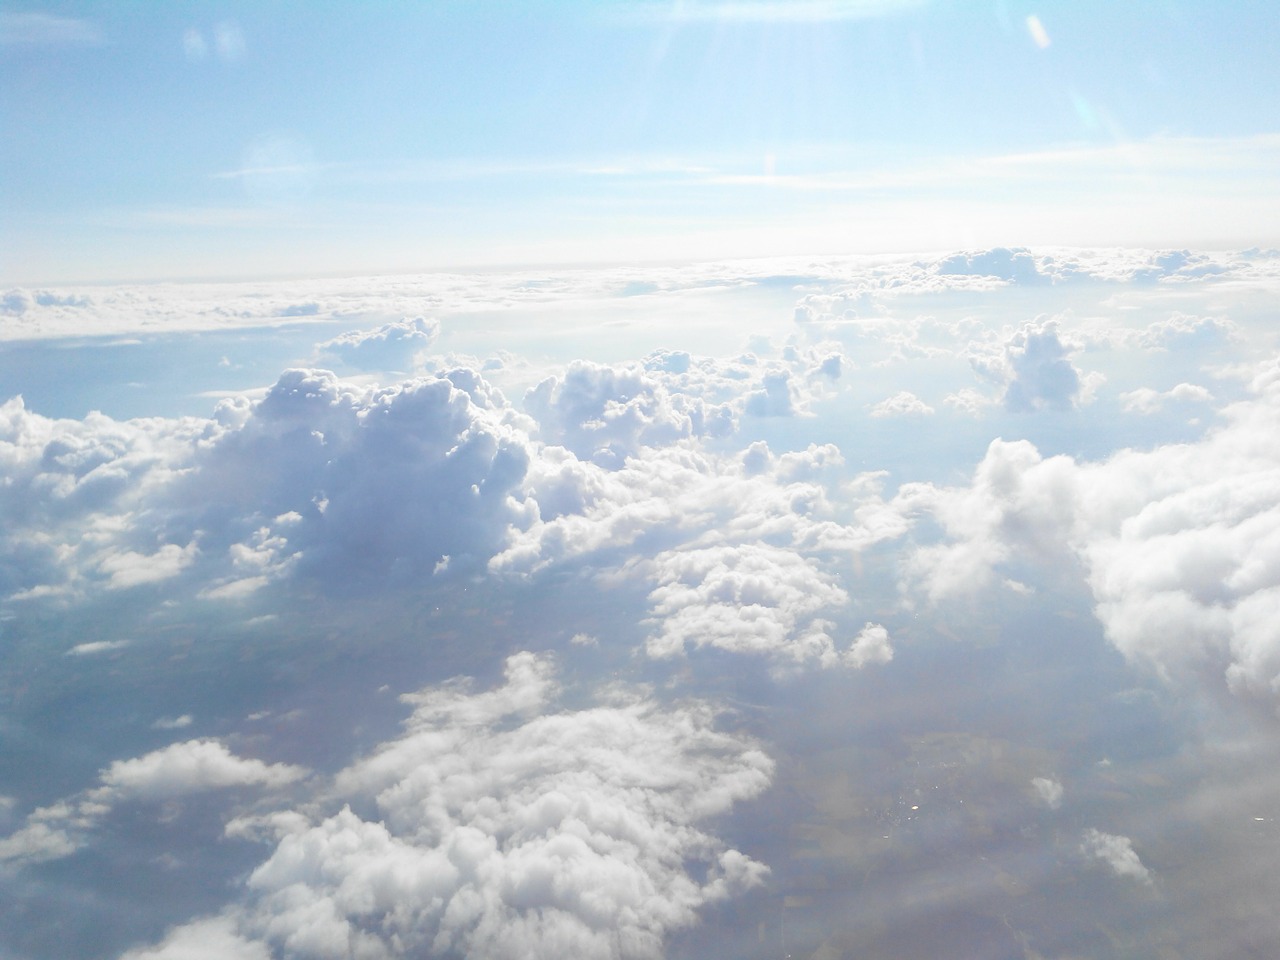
122 653 773 960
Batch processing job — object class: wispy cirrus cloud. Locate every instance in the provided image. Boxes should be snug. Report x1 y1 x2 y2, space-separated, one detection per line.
0 11 104 46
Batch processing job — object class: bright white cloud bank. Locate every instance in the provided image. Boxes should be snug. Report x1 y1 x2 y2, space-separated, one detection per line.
905 358 1280 700
7 246 1280 958
124 653 772 960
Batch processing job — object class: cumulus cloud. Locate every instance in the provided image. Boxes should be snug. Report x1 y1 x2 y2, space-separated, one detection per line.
525 360 716 467
0 820 79 867
1080 828 1151 884
943 388 994 416
868 391 934 418
96 542 199 589
1031 776 1063 810
1119 382 1213 414
317 316 440 371
933 247 1048 285
0 741 306 866
743 369 801 417
969 319 1086 412
901 360 1280 703
1133 249 1232 283
0 365 540 603
0 395 214 602
181 367 534 586
2 345 891 619
523 349 844 469
119 915 271 960
121 653 773 960
643 543 852 667
95 739 306 802
898 438 1078 604
1137 313 1237 351
846 621 893 668
497 430 905 580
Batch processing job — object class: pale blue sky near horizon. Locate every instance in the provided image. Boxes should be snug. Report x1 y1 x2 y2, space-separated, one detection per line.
3 0 1279 283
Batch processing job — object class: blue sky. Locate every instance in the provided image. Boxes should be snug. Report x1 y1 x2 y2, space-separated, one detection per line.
4 0 1279 282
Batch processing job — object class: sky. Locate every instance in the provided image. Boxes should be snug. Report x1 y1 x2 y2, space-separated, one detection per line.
3 1 1280 282
5 4 1280 960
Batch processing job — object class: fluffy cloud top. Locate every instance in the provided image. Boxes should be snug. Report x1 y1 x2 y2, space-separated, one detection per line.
1080 828 1151 884
96 739 307 802
0 366 540 603
0 395 213 601
525 360 717 468
126 653 773 960
868 391 934 418
119 916 272 960
902 359 1280 703
0 740 307 867
971 320 1084 412
846 621 893 668
180 367 535 591
1119 382 1213 414
643 543 855 668
640 545 890 670
933 247 1047 285
317 316 440 371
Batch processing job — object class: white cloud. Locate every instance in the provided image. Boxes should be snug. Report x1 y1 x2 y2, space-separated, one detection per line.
1137 313 1237 351
0 11 103 46
119 915 271 960
0 395 212 602
317 316 440 371
96 542 199 589
120 653 773 960
1025 15 1051 50
743 369 801 417
152 715 195 731
65 639 131 656
1031 776 1063 810
96 740 306 802
934 247 1048 285
969 320 1085 412
0 821 79 866
643 543 851 667
525 360 715 467
868 391 934 418
902 360 1280 703
497 431 904 578
179 367 536 586
5 249 1271 343
943 388 994 416
846 622 893 668
899 438 1078 604
0 741 306 866
1119 382 1213 414
1080 828 1151 884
